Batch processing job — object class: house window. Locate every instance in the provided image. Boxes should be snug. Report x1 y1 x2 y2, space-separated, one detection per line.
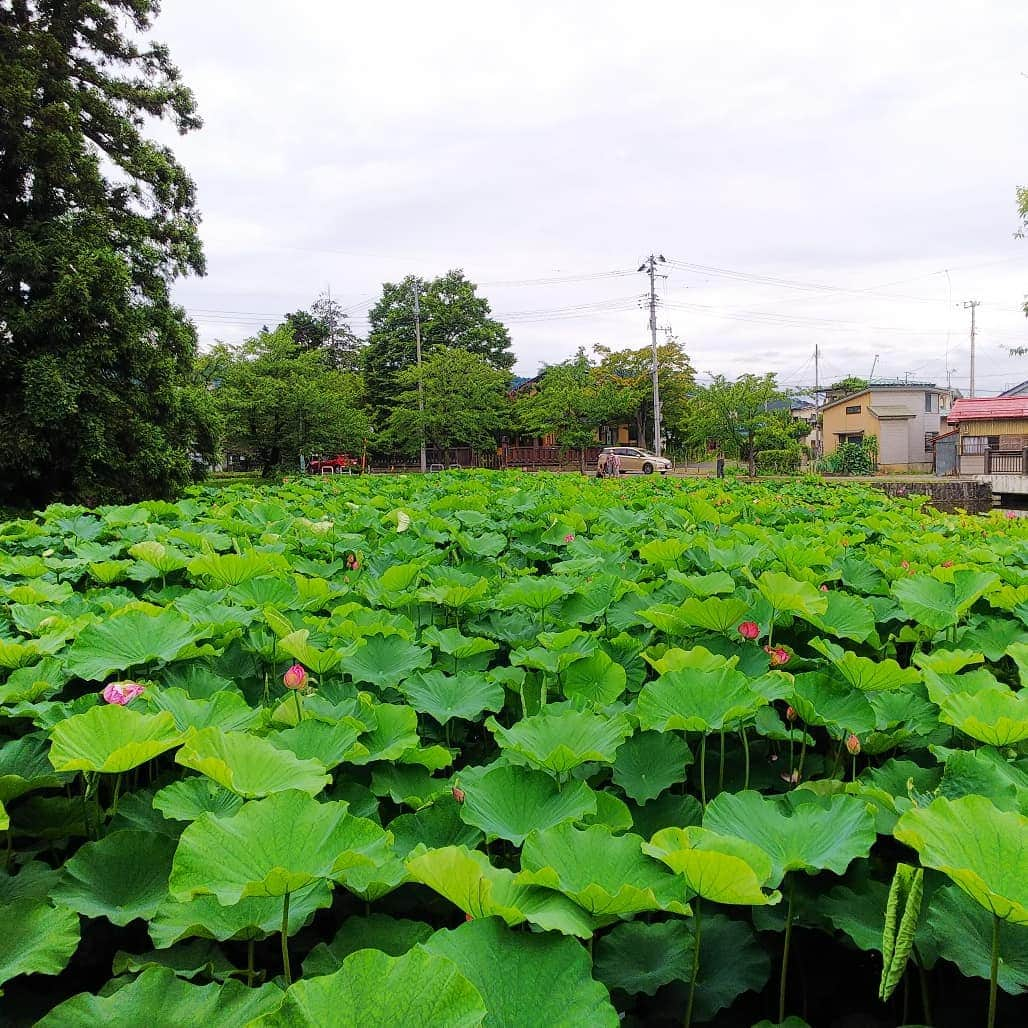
961 435 1000 455
924 392 938 413
845 404 861 414
925 431 938 452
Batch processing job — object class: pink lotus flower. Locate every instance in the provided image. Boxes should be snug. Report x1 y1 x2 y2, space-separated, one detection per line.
451 785 466 804
765 645 790 667
785 705 797 722
845 732 861 756
345 553 360 571
900 560 910 570
738 621 760 641
283 664 308 690
781 769 801 785
102 681 144 706
820 584 829 592
1006 511 1018 520
563 533 575 544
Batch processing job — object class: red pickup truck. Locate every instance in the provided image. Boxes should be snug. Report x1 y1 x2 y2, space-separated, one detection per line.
307 453 360 474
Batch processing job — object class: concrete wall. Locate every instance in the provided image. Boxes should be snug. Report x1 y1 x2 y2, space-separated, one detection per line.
866 480 993 513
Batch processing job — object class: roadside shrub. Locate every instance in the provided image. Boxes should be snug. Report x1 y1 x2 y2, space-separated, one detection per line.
755 447 802 474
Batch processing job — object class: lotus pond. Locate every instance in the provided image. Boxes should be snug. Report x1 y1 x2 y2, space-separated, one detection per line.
1 472 1026 1026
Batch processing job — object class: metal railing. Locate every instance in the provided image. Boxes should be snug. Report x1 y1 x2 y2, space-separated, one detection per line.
984 449 1028 475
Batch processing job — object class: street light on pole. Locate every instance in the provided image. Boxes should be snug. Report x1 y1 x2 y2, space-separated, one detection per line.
412 278 427 473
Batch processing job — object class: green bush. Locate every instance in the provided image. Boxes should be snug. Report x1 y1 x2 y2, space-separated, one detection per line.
755 447 803 474
816 437 878 476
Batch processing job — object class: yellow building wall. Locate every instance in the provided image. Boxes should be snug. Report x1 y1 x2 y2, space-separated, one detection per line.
821 392 877 455
955 418 1028 442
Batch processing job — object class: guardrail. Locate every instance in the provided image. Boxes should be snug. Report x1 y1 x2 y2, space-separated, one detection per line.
984 449 1028 475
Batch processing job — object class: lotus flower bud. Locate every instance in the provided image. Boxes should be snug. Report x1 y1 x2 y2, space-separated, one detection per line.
451 785 466 804
102 682 144 706
283 664 307 690
845 733 861 756
764 646 791 667
564 533 575 544
820 584 829 592
738 621 760 641
785 706 797 722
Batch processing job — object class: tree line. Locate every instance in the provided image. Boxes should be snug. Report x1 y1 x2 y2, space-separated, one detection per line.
0 1 808 507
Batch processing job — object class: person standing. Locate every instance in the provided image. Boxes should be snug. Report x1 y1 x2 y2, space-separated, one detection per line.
608 450 622 477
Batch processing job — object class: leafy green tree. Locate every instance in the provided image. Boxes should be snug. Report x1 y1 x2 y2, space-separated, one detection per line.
0 0 216 506
283 293 362 371
519 350 636 471
383 347 512 455
593 340 696 450
211 328 370 476
826 376 869 399
685 373 783 476
364 271 514 446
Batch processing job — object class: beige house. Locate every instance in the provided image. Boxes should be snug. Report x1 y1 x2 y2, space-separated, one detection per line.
820 383 955 472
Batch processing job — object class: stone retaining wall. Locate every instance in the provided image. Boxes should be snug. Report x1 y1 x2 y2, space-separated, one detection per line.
864 480 993 514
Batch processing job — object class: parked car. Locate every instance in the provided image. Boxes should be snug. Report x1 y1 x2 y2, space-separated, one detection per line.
597 446 672 475
308 453 360 474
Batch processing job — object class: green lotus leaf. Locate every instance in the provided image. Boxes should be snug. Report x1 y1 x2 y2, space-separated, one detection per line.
487 708 631 775
560 650 627 706
389 797 483 857
149 881 333 947
640 596 751 636
276 628 349 675
0 732 68 803
637 667 764 733
64 609 212 680
914 648 985 674
0 799 7 831
303 914 433 977
939 747 1028 813
153 777 246 822
459 764 596 844
398 669 504 724
493 576 571 612
348 703 420 764
594 913 771 1019
175 727 330 799
48 705 183 774
787 673 876 737
148 688 263 733
38 966 281 1027
804 592 877 643
0 656 67 705
643 644 736 675
419 626 499 662
922 665 1003 705
251 947 486 1028
1008 640 1028 687
612 730 692 803
267 718 365 769
371 764 450 809
893 570 998 631
809 638 921 692
128 539 190 575
593 919 693 996
422 916 620 1027
0 638 40 669
703 790 876 886
923 883 1028 994
405 845 596 937
756 571 829 618
418 567 491 610
337 634 432 689
111 939 236 982
169 790 393 904
187 551 289 587
938 688 1028 746
642 826 781 905
0 898 80 990
894 795 1028 924
821 877 890 953
52 829 176 925
583 789 634 833
518 822 689 919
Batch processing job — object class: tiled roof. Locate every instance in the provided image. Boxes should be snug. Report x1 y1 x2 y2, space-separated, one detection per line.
947 397 1028 423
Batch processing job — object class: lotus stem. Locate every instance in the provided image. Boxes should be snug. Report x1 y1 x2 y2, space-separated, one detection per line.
778 878 795 1023
987 912 999 1028
851 754 857 782
699 735 707 807
718 728 726 793
797 733 808 783
110 773 122 821
281 891 292 986
685 898 702 1028
247 939 256 988
741 727 750 790
293 689 303 724
913 945 932 1025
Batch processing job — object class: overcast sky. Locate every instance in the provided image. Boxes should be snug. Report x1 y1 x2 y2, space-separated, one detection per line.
156 0 1028 392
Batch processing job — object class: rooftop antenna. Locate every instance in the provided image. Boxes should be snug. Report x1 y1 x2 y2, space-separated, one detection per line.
869 354 879 382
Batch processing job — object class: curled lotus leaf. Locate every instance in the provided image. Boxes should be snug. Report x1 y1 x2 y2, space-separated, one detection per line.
48 705 183 774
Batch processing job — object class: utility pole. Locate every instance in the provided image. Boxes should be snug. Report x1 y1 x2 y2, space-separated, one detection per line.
638 254 667 455
412 280 427 473
962 300 980 397
326 284 337 351
814 344 821 460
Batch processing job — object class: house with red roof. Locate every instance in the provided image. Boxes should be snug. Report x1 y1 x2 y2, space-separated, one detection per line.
946 397 1028 476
